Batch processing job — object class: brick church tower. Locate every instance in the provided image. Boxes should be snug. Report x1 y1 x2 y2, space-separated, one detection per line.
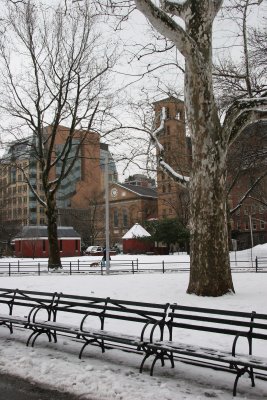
153 97 191 221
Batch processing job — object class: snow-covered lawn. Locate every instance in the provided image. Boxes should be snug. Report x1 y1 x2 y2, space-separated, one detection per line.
0 245 266 399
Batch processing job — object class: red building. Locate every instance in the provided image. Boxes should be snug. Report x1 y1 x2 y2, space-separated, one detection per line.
122 223 154 254
13 226 81 258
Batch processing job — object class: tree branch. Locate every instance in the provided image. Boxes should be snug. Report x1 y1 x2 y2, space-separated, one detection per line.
134 0 195 59
222 97 267 145
230 170 267 214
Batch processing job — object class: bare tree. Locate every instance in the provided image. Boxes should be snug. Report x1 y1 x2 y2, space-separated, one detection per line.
0 0 117 268
60 194 105 248
131 0 267 296
214 0 267 112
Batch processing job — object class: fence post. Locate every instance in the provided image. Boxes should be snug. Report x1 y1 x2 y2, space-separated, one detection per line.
78 259 80 272
162 260 165 274
132 261 135 274
70 262 72 275
136 258 139 271
255 256 258 273
38 262 40 276
9 262 11 276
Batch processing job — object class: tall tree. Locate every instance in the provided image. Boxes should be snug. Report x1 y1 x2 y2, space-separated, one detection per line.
133 0 267 296
0 0 117 268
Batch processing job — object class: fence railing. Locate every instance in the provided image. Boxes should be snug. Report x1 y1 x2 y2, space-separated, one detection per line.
0 256 266 276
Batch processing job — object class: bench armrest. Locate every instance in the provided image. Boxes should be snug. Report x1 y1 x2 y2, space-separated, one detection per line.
232 333 252 357
27 305 54 324
140 320 166 343
79 311 104 332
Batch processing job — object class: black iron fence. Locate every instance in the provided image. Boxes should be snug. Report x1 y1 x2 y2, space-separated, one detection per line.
0 256 266 276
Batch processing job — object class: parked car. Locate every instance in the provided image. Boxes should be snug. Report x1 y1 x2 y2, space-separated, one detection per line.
84 246 103 256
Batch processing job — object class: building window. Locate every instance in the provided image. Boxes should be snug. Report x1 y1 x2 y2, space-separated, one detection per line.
10 167 16 184
42 240 46 252
245 221 249 230
123 209 128 227
253 221 257 230
165 107 170 119
60 240 63 251
113 209 119 228
75 240 79 251
260 220 265 230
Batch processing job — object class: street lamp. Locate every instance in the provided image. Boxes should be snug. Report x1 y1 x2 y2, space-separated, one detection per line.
104 153 110 274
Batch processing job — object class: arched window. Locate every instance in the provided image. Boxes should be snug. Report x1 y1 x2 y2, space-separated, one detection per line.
123 209 128 227
113 209 119 227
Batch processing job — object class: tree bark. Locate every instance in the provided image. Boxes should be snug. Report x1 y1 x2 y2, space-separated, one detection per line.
46 195 62 269
184 3 235 295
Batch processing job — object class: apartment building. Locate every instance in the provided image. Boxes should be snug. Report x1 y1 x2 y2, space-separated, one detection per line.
0 126 117 233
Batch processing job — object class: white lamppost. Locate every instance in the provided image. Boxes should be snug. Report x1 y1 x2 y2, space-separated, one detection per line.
104 152 110 274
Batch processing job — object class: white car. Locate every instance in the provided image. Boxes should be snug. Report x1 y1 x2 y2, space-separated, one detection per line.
85 246 103 256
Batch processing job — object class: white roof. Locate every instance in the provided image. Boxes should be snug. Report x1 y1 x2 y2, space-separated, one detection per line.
122 223 151 239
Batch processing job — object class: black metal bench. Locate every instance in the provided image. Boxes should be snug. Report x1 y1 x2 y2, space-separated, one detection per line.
140 304 267 396
0 287 58 334
0 289 169 360
0 288 266 396
26 293 170 358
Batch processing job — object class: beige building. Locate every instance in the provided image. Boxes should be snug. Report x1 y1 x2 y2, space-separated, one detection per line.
101 182 158 246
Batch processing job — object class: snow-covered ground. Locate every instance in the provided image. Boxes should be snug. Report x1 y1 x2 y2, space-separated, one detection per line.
0 244 266 399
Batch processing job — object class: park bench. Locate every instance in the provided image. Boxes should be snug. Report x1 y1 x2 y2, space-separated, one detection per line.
26 293 170 358
0 288 169 359
140 304 267 396
0 287 58 334
0 288 266 396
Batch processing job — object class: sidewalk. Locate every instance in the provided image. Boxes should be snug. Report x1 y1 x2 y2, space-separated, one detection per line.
0 372 81 400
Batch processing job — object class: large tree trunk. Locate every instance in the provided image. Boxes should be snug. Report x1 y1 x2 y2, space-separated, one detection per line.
187 146 234 295
46 195 62 269
185 5 235 295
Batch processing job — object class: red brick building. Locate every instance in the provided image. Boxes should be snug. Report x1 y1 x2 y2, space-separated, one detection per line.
228 120 267 249
153 97 191 222
13 226 81 258
153 97 267 250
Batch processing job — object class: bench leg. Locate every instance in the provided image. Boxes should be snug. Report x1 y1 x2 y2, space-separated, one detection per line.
140 350 152 373
232 366 255 397
140 344 175 375
26 328 57 347
79 338 105 359
0 321 13 334
150 350 174 376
